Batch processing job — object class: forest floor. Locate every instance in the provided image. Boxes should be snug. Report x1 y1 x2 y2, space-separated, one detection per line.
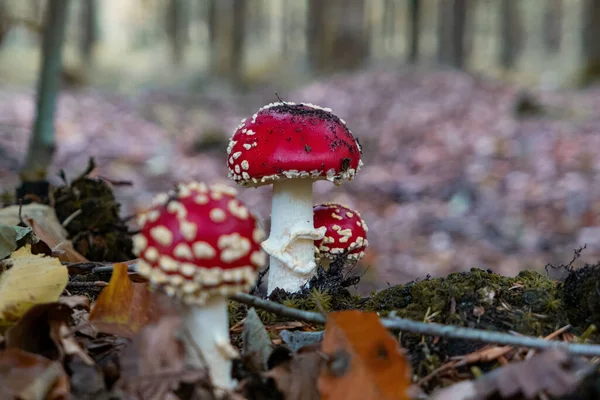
1 67 600 398
2 67 600 292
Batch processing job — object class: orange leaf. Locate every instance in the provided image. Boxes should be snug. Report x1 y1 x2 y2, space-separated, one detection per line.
318 310 412 400
89 263 164 338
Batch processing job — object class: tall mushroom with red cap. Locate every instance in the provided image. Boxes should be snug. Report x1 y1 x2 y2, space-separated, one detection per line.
227 102 363 294
313 202 369 268
132 182 266 392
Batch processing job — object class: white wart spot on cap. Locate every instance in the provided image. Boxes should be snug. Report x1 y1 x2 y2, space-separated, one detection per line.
146 210 160 223
228 199 249 220
209 208 227 223
132 234 147 255
180 262 197 277
194 194 209 205
174 243 194 260
250 251 265 268
151 193 169 206
218 233 251 263
150 226 173 246
167 200 187 220
144 246 159 262
159 255 179 272
180 221 197 241
193 241 216 259
253 227 266 243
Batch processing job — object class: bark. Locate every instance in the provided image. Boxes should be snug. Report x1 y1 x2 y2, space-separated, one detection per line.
543 0 562 53
499 0 522 69
407 0 421 63
20 0 70 181
166 0 187 66
307 0 369 74
231 0 247 85
207 0 246 85
79 0 98 66
437 0 467 69
581 0 600 84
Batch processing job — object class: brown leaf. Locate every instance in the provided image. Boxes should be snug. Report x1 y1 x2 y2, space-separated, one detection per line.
28 217 88 263
0 348 69 400
5 302 73 361
265 346 323 400
318 310 412 400
430 349 593 400
89 263 164 338
117 314 208 400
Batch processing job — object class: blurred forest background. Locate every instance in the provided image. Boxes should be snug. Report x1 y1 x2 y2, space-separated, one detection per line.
0 0 597 90
1 0 600 292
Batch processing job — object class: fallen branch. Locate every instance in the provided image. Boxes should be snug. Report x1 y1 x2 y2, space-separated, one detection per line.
230 293 600 357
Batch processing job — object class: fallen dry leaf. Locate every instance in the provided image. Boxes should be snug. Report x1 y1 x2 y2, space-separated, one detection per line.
5 303 73 360
265 345 324 400
27 217 88 263
89 263 164 338
117 314 208 399
0 347 69 400
0 245 68 328
429 349 593 400
318 310 412 400
0 204 69 244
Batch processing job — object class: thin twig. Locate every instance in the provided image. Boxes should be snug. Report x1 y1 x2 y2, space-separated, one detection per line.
230 293 600 357
67 281 108 288
62 209 82 227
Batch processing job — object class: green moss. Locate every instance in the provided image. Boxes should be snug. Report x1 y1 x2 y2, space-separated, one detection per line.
563 263 600 329
364 268 565 337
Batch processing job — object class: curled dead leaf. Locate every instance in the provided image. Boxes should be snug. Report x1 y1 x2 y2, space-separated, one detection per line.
318 310 412 400
264 345 324 400
0 347 69 400
430 349 594 400
89 263 166 338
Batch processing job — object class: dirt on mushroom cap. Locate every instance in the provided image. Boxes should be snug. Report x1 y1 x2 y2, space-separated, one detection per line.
227 102 363 187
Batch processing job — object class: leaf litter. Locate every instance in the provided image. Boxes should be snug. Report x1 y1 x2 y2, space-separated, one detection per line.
3 71 600 398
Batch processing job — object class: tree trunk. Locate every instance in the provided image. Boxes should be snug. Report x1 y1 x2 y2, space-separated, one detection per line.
499 0 522 69
79 0 98 66
231 0 247 85
437 0 467 69
307 0 369 74
166 0 187 66
407 0 420 63
581 0 600 85
20 0 70 182
543 0 562 53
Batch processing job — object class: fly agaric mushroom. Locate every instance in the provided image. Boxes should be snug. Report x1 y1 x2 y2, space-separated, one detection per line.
227 102 363 294
132 182 266 392
313 203 368 268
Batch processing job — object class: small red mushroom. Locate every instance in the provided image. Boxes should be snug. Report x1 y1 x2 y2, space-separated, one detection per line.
132 182 266 392
227 102 363 294
313 203 368 267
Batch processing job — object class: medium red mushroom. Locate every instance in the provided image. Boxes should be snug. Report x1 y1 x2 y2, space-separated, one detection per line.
313 202 369 267
227 102 363 294
132 182 266 392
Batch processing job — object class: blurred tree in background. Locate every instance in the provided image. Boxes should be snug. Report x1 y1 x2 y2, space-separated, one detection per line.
19 0 69 194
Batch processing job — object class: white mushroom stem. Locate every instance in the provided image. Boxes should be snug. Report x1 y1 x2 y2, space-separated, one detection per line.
262 179 326 294
181 296 238 393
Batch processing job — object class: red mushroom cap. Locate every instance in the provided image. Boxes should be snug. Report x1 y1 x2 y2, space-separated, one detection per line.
132 182 266 304
313 203 368 262
227 102 363 187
